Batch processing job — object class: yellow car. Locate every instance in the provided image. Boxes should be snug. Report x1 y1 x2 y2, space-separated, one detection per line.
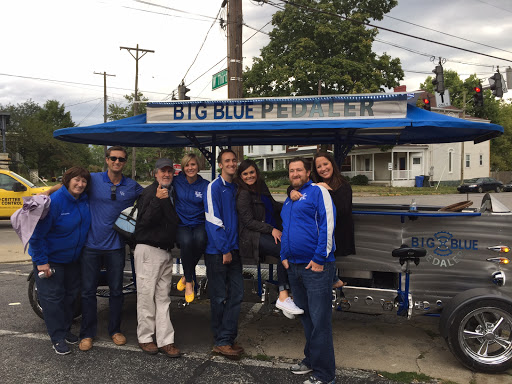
0 170 51 219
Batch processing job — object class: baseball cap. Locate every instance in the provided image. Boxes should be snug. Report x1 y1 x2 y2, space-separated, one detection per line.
155 158 174 170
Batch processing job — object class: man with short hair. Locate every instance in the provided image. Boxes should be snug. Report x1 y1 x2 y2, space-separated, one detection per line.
281 157 337 384
133 158 181 357
204 149 244 358
79 146 144 351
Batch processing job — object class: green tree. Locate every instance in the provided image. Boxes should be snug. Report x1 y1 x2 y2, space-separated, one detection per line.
2 100 91 177
243 0 403 97
491 102 512 171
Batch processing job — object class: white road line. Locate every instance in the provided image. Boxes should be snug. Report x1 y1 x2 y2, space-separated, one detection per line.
0 328 293 369
0 271 29 276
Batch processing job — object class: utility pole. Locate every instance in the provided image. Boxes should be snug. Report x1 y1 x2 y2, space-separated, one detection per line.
226 0 244 161
94 71 116 170
461 90 466 185
120 44 155 179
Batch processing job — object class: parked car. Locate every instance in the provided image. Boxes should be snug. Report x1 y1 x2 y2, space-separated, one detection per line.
503 181 512 192
457 177 503 193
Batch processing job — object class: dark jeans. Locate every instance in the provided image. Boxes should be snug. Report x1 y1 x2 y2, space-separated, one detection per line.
80 247 125 339
205 250 244 346
287 261 336 383
258 233 289 291
34 260 80 344
177 224 207 282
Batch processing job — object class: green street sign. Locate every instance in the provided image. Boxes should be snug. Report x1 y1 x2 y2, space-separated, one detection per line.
212 69 228 90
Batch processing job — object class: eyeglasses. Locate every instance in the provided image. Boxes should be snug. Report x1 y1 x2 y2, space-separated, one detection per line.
110 185 117 201
108 156 127 163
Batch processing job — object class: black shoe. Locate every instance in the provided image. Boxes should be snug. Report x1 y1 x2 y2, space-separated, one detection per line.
53 341 71 355
65 332 79 344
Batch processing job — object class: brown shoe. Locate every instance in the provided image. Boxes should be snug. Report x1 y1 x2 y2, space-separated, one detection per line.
231 343 245 354
112 333 126 346
212 344 241 358
79 338 93 351
159 343 182 358
139 342 159 355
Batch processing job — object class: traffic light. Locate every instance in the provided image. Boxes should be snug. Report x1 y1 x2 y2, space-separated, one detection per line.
422 98 431 111
432 65 445 95
178 81 190 100
473 84 484 107
489 72 503 98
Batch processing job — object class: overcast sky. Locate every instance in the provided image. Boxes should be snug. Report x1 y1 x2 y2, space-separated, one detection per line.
1 0 511 127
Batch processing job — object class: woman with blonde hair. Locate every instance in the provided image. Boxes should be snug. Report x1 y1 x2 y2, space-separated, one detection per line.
173 153 209 302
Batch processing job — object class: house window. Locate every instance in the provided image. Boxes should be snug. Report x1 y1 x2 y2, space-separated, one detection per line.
248 145 254 154
270 145 274 152
412 157 421 165
465 154 470 168
282 145 286 150
364 158 371 171
448 151 453 173
479 154 483 166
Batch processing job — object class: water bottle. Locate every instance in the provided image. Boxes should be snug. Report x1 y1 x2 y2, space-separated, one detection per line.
409 198 417 212
38 268 55 279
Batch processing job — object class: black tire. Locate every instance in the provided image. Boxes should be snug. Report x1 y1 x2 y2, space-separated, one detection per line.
477 186 483 193
28 273 44 319
28 273 82 320
495 186 502 193
446 300 512 373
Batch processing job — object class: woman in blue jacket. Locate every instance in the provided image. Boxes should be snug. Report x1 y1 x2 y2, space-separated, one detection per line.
174 153 209 303
29 167 91 355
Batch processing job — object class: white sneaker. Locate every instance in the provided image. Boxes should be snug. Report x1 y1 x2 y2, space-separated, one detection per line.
282 309 295 319
275 297 304 315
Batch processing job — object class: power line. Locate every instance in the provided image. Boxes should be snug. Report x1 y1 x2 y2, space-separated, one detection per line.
474 0 512 14
269 0 512 64
130 0 217 21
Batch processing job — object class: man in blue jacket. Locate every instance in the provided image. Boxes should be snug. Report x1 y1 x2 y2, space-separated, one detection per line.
204 148 244 358
281 157 337 384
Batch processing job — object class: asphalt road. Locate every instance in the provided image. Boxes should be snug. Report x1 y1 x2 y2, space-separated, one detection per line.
0 262 398 384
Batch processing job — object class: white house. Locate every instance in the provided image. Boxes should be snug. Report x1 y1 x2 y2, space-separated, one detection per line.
244 106 491 186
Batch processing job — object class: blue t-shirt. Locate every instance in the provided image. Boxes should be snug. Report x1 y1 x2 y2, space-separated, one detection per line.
173 172 209 227
85 172 144 250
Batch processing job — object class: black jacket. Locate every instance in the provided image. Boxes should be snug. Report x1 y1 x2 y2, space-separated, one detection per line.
134 181 179 251
329 183 356 256
236 183 282 264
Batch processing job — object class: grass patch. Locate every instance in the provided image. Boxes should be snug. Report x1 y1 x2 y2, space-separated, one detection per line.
378 371 434 383
252 353 272 361
269 185 459 196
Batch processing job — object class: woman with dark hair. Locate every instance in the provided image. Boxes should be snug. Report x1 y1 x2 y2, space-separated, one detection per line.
29 167 92 355
290 151 355 288
235 160 303 318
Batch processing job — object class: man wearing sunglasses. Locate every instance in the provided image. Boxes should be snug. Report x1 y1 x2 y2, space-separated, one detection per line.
45 146 144 351
78 146 144 351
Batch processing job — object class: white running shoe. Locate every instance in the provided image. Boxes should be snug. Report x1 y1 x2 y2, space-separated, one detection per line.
275 297 304 315
282 309 295 319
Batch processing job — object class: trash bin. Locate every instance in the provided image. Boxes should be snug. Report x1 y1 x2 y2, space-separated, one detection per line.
415 175 424 187
422 175 430 187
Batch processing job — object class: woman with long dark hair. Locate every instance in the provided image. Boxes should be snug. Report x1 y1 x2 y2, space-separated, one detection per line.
235 160 303 318
290 151 355 288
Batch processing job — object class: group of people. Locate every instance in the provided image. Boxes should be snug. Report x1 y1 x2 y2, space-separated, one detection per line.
27 145 354 384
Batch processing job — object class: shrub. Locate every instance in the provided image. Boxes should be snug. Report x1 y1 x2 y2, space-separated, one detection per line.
350 174 369 185
266 178 289 188
262 169 289 181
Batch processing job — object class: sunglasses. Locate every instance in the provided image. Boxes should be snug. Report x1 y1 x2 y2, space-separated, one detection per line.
108 156 127 163
110 185 117 201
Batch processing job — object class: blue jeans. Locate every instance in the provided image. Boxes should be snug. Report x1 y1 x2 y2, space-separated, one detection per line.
287 261 336 383
34 260 80 344
177 225 207 282
80 247 125 339
204 250 244 346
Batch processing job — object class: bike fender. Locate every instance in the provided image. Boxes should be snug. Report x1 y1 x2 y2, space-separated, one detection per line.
439 287 512 338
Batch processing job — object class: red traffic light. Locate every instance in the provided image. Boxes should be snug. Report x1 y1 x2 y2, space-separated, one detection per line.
422 98 431 111
474 86 482 93
423 98 430 105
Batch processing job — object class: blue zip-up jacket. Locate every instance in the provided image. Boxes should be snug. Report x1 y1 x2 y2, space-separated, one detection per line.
204 175 238 255
280 180 336 265
28 186 91 266
173 172 209 227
